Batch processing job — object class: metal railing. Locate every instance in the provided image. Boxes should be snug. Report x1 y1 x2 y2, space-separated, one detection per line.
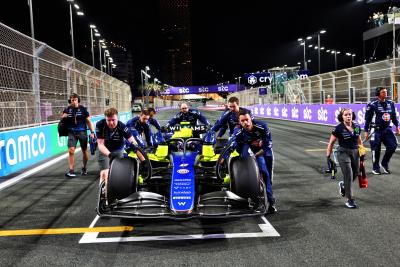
0 22 131 130
230 59 400 106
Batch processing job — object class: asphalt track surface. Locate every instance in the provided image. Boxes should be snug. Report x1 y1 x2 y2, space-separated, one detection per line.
1 109 400 267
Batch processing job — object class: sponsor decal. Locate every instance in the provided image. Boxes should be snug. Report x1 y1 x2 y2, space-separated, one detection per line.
273 107 279 117
172 196 191 199
303 107 312 120
248 75 257 85
382 113 391 121
266 107 272 116
281 107 288 118
357 107 366 125
177 168 189 174
291 107 299 119
317 107 328 122
179 163 189 167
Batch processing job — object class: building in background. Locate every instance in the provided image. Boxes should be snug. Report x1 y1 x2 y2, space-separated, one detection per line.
159 0 193 86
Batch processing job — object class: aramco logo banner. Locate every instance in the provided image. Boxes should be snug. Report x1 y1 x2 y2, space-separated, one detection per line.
160 84 239 95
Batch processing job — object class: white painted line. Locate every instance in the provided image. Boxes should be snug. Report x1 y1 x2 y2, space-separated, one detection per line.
79 215 279 244
0 148 81 192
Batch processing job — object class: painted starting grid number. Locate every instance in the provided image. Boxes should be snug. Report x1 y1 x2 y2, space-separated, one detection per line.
79 215 280 243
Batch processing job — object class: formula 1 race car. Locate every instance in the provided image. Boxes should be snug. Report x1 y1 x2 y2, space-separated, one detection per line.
96 122 268 219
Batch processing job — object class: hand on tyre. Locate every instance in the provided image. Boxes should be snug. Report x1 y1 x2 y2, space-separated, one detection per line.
108 151 121 160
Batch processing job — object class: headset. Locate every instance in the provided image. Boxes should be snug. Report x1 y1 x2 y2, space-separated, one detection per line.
337 108 356 122
68 93 81 104
375 86 386 96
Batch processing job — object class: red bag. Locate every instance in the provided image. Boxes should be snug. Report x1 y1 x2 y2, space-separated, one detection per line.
358 155 368 188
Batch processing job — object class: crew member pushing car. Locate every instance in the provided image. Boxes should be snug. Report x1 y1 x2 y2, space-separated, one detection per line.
164 102 210 129
211 96 253 137
126 109 154 149
96 107 144 183
228 109 276 213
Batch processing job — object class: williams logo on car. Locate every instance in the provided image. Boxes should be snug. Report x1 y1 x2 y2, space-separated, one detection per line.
179 163 189 167
177 169 189 174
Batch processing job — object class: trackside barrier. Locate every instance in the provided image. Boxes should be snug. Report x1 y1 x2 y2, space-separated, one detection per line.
246 104 400 131
0 112 131 178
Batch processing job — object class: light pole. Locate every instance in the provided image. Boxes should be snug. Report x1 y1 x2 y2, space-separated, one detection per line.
317 30 326 74
141 66 151 107
108 57 113 76
89 25 96 67
99 39 104 71
67 0 75 58
346 53 356 67
298 36 312 70
104 49 110 74
66 1 84 58
331 50 340 70
28 0 35 40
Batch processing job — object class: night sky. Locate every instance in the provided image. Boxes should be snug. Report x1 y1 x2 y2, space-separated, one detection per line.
0 0 392 86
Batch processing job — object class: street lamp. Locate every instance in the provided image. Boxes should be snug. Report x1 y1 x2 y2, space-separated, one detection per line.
89 25 96 67
331 50 340 70
317 30 326 74
346 53 356 67
99 39 105 71
67 0 76 58
141 67 151 107
298 36 312 70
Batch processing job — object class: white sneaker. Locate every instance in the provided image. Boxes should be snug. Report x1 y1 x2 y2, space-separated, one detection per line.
372 169 381 175
380 164 391 174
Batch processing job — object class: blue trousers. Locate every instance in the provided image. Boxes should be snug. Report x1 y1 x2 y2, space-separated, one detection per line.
256 156 275 205
370 128 397 170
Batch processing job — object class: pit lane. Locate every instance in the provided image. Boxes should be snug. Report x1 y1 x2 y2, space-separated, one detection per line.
1 109 400 266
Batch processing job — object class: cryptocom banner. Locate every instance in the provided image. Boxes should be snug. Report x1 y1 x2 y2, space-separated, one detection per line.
246 103 400 130
0 112 131 178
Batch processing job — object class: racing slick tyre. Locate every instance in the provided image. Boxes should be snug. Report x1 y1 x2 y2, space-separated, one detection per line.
107 157 138 203
229 156 261 204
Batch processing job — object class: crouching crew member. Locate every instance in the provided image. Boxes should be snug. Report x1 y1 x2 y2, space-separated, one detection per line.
229 109 276 214
126 109 154 149
96 107 144 183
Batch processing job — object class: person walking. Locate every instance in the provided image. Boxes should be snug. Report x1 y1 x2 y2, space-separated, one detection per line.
327 108 362 208
62 93 94 177
364 86 400 174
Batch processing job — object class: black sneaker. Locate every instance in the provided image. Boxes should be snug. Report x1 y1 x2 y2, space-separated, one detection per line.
372 169 381 175
380 164 391 174
267 205 277 214
338 181 345 197
81 168 88 175
345 199 358 209
65 170 76 177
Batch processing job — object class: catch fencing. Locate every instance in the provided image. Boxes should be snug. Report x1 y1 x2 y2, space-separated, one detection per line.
0 22 131 131
230 59 400 106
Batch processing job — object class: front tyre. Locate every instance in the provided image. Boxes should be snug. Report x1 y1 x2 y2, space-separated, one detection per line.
107 157 138 203
229 156 262 205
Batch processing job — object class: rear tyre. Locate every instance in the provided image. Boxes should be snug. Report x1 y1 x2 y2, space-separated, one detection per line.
107 157 138 203
229 156 262 204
